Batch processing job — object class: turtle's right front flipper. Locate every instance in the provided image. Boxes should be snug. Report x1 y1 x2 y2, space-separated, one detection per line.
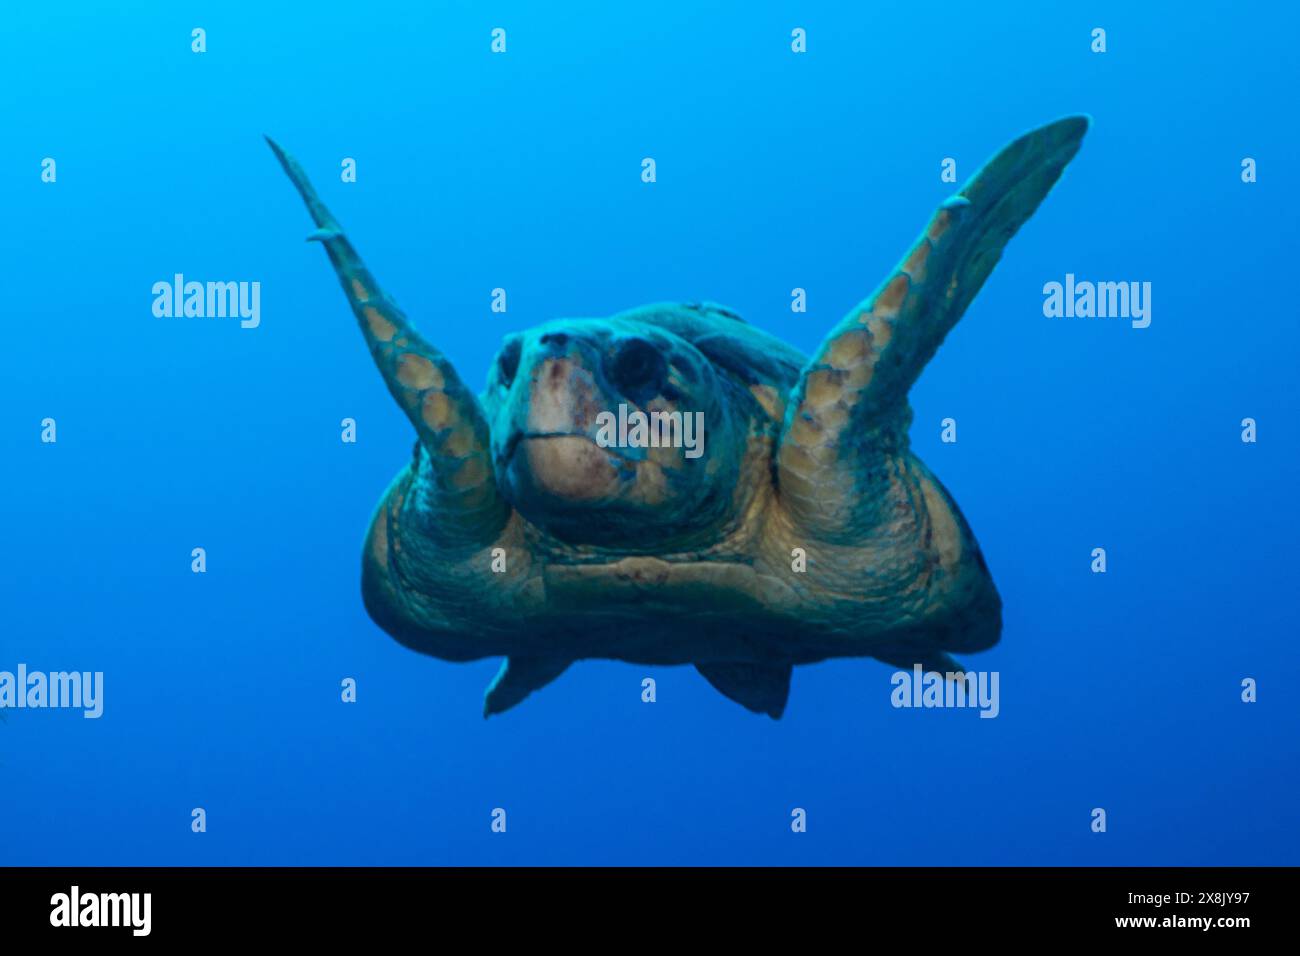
267 138 508 545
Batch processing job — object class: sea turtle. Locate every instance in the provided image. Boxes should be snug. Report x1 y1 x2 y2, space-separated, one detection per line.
267 116 1088 718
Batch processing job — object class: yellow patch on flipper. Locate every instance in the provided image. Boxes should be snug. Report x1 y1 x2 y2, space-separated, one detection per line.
927 209 951 241
816 401 850 430
787 414 823 449
904 239 931 282
421 391 454 431
804 368 843 408
866 315 894 351
842 361 873 390
875 274 910 315
748 384 785 421
364 306 396 342
396 353 443 390
828 328 870 367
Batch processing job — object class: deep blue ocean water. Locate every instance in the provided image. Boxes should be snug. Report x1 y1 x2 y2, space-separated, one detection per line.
1 2 1296 865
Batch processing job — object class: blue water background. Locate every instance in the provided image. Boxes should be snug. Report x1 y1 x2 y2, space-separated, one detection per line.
1 1 1296 864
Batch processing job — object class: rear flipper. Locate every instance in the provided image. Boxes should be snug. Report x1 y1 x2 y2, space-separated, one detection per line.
483 657 572 717
874 649 966 675
695 662 792 719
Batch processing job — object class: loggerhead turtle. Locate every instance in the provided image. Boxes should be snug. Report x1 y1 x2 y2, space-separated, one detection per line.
267 116 1087 719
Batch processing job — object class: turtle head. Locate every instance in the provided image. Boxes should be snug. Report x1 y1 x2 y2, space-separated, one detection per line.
483 314 754 549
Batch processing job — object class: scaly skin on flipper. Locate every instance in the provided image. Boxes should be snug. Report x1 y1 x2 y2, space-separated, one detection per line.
777 116 1089 542
265 137 508 549
268 117 1089 718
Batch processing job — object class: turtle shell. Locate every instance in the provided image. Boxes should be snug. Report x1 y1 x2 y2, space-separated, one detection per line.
609 301 807 395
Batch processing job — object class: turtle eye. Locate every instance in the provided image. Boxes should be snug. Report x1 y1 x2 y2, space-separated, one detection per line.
497 339 522 387
608 338 667 396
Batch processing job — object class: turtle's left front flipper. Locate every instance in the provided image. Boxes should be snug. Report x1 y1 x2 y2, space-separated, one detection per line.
777 116 1089 536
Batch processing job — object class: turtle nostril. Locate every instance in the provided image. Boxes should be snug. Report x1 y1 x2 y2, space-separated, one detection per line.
539 332 569 348
608 338 667 396
497 339 522 386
